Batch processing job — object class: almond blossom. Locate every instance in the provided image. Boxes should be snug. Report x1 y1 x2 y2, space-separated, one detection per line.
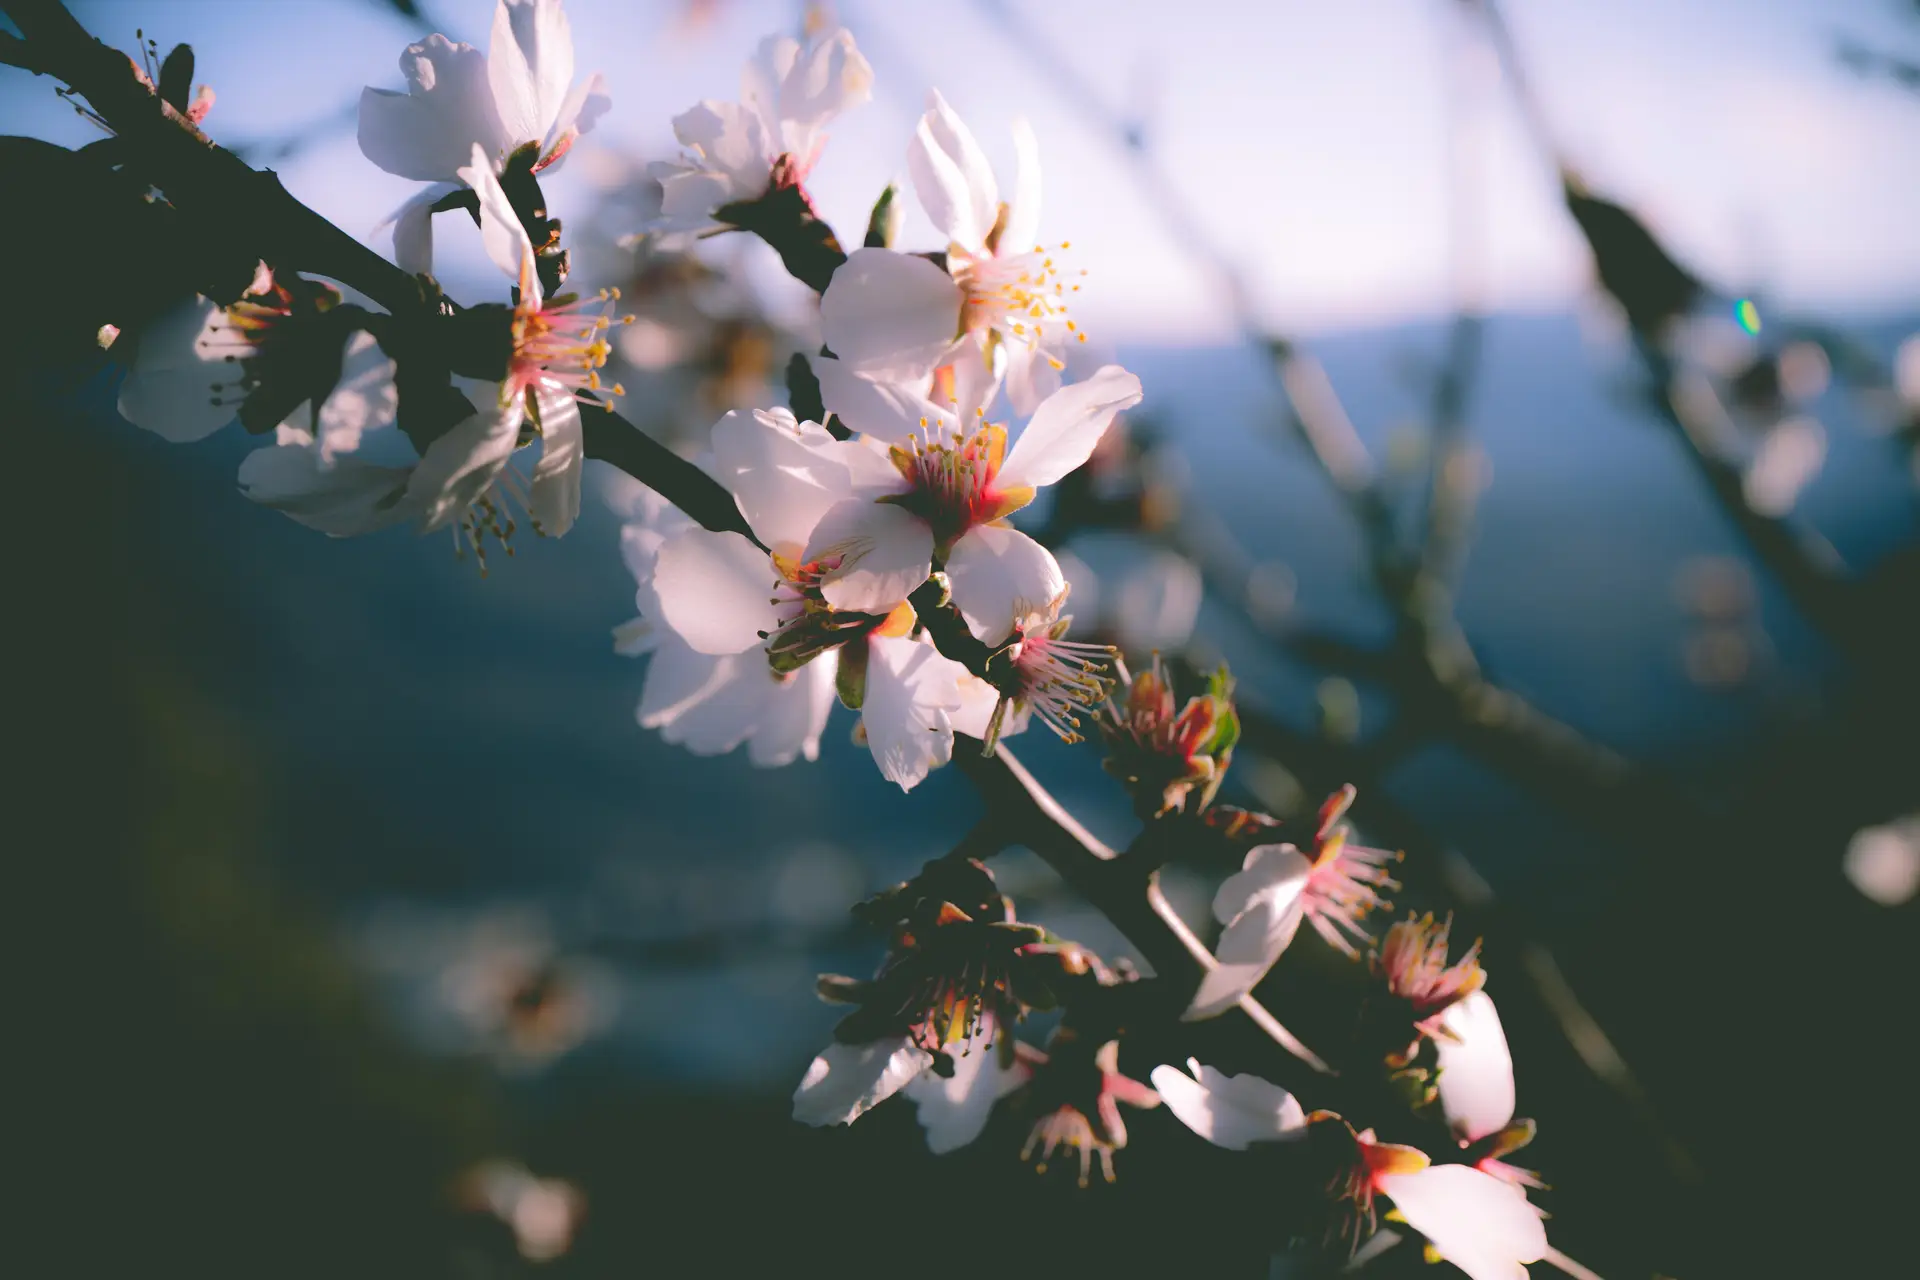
819 91 1076 412
1187 785 1401 1020
358 0 609 273
1153 1067 1546 1280
612 477 838 767
649 27 872 234
807 341 1142 648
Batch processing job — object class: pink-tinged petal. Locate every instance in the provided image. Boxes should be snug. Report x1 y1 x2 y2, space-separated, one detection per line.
812 355 933 445
538 69 609 167
997 365 1143 490
357 35 505 181
635 638 729 732
1149 1059 1304 1150
911 88 997 253
903 1018 1021 1154
792 1036 933 1127
237 439 415 536
652 527 780 655
1376 1165 1547 1280
807 499 933 616
747 648 838 766
526 382 581 536
999 116 1042 256
488 0 573 147
116 297 233 442
1436 992 1516 1144
945 524 1065 647
820 248 964 380
710 406 855 555
861 634 967 791
409 396 525 532
457 144 538 290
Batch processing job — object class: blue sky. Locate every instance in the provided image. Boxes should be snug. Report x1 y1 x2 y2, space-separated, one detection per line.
7 0 1919 337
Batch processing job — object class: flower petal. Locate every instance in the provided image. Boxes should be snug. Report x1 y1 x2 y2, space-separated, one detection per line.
1002 342 1063 418
806 499 933 616
1435 992 1516 1144
488 0 573 148
909 88 996 253
1149 1059 1304 1150
409 396 525 533
652 527 780 655
710 406 854 555
747 648 838 766
526 381 582 536
997 365 1143 491
539 69 609 166
116 297 236 443
999 116 1042 257
860 633 966 791
812 356 933 445
458 143 538 289
820 248 964 380
383 182 460 276
945 524 1064 647
357 35 505 181
237 438 415 536
1185 844 1313 1020
904 1018 1023 1154
792 1036 933 1127
1375 1166 1547 1280
777 28 873 136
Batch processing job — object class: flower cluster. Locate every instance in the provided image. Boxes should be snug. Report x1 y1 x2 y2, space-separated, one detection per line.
78 2 1597 1271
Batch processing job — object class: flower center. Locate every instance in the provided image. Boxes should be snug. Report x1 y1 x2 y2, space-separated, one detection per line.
762 552 911 672
889 419 1013 548
953 240 1085 370
507 284 631 406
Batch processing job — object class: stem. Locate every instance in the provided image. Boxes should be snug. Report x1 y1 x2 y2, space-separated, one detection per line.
958 743 1330 1075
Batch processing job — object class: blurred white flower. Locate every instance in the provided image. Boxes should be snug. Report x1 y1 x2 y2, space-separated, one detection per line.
1844 818 1920 906
791 1036 932 1128
359 0 610 273
118 262 300 444
649 28 872 233
820 91 1073 413
1111 550 1203 654
456 1160 586 1262
1149 1057 1305 1150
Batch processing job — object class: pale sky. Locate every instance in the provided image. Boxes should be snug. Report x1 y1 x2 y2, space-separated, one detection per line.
7 0 1919 338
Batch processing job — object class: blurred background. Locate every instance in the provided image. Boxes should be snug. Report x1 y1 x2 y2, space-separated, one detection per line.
10 0 1919 1276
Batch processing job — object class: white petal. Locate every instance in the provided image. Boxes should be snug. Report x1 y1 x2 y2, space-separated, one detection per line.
942 331 1004 423
382 183 457 277
999 116 1042 257
948 673 1008 741
807 499 933 615
904 1018 1022 1154
778 28 873 135
526 382 582 536
1002 342 1064 418
237 440 415 536
747 648 838 766
861 633 967 791
652 528 780 655
1376 1166 1547 1280
945 524 1064 647
648 652 773 756
820 248 964 380
488 0 573 147
357 35 506 181
409 396 524 532
1148 1059 1303 1150
997 365 1143 491
1436 992 1516 1143
670 99 772 188
116 297 233 442
709 406 854 555
612 616 657 657
636 638 729 730
458 144 538 288
812 356 935 445
910 88 997 253
792 1037 932 1127
539 70 609 165
304 330 399 461
1185 844 1313 1021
